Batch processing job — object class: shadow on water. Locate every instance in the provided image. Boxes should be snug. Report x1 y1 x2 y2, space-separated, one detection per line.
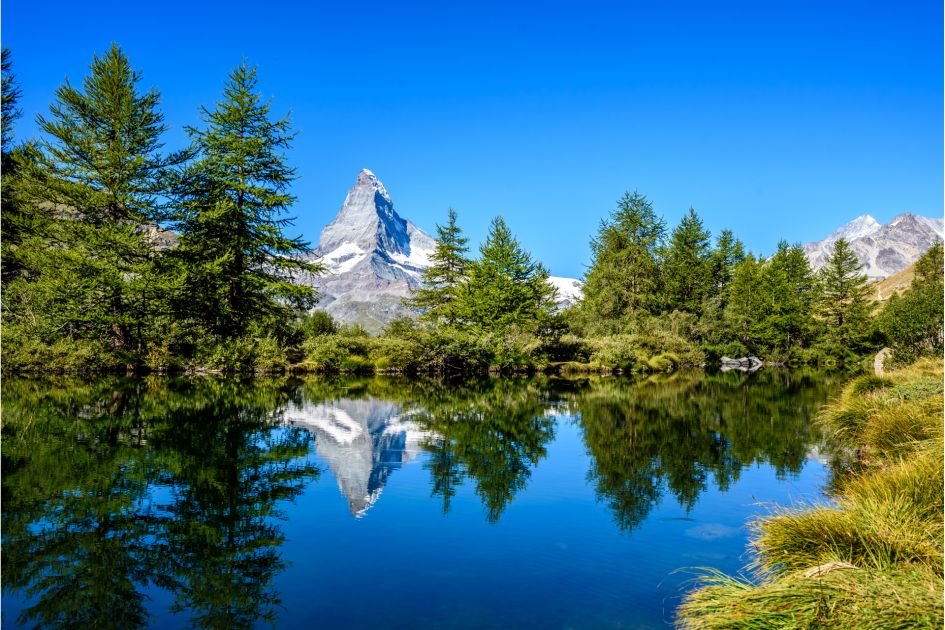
1 369 839 627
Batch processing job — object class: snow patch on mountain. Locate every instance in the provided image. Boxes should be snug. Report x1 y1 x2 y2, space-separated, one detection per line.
303 169 583 330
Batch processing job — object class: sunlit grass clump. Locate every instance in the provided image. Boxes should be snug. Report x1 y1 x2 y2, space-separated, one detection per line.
677 358 944 629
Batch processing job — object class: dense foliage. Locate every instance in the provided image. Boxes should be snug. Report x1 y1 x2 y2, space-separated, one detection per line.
1 45 938 375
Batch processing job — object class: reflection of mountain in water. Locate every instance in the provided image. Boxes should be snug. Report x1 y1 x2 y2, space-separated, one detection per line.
285 398 430 516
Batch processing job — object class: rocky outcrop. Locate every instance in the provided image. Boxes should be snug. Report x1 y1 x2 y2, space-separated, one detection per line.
301 170 437 332
804 213 943 280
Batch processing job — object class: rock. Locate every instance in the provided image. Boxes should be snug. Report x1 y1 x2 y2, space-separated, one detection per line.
720 356 763 372
874 347 892 376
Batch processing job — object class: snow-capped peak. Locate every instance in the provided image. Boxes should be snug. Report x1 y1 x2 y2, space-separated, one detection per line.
828 214 881 242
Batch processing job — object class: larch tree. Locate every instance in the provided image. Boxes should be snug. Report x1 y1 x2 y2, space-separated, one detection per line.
662 207 712 313
817 237 873 352
580 191 665 331
406 207 470 326
174 62 321 340
16 44 179 351
457 216 555 332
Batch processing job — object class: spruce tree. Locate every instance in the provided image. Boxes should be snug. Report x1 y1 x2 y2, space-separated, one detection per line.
662 207 711 313
406 207 470 325
581 191 665 330
14 44 178 352
174 62 321 340
457 216 555 331
817 237 873 352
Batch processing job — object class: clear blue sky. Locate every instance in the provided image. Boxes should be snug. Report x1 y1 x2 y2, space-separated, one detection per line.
3 0 941 278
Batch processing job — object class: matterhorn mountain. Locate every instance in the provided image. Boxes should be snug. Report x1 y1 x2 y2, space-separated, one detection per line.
304 169 437 331
305 169 583 330
803 213 944 280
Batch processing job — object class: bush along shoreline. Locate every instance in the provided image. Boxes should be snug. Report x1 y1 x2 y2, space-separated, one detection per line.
676 358 944 629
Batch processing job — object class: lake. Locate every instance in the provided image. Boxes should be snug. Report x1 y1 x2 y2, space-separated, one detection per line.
1 370 841 629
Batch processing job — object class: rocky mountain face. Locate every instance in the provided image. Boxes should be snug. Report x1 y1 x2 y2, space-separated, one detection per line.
804 213 943 280
305 169 583 331
304 170 437 331
284 398 429 516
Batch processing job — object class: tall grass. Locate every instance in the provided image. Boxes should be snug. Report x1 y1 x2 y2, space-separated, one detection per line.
677 358 944 629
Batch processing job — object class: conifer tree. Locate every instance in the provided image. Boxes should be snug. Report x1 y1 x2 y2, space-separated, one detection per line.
662 208 711 313
723 254 769 351
877 243 944 363
762 241 818 352
817 237 873 352
457 216 555 331
14 44 178 351
708 229 746 300
1 47 22 152
406 207 469 325
174 62 321 340
581 191 665 330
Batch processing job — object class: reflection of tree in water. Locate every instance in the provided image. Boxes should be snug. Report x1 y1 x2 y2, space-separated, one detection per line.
574 369 837 533
373 378 557 523
1 377 317 629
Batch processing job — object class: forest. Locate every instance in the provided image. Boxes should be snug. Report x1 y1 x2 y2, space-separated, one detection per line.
2 45 942 374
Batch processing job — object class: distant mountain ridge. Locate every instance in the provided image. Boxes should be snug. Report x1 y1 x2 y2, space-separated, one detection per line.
804 213 943 280
303 169 583 331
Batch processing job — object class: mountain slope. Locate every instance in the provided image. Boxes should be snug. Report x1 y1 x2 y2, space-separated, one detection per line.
304 169 437 331
305 169 583 331
804 213 943 280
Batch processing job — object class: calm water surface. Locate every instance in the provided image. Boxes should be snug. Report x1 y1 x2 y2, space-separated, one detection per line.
1 370 841 628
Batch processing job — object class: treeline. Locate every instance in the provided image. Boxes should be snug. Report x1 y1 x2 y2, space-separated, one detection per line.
2 46 941 374
2 46 325 372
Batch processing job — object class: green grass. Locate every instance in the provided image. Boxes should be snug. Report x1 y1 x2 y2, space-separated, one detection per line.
677 358 944 629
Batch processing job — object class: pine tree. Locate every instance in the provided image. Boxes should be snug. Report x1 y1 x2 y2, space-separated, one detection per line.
662 207 712 313
581 191 665 330
817 237 873 352
406 207 470 325
13 44 179 352
457 216 555 331
174 62 321 340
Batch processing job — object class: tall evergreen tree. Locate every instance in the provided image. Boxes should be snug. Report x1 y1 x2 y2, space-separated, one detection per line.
12 44 178 351
406 207 470 325
723 254 769 352
174 62 321 340
762 242 818 353
817 237 873 352
708 228 746 300
581 191 665 330
662 207 712 313
1 47 22 152
457 216 555 331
